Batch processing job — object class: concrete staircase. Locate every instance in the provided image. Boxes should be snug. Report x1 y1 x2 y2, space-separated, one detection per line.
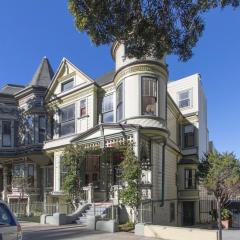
76 203 113 225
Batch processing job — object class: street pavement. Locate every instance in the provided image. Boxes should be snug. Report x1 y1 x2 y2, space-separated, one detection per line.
21 222 158 240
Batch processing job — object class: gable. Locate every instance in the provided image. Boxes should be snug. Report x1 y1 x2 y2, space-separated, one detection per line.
45 58 94 101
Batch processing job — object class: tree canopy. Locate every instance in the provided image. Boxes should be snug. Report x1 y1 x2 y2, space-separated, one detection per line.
198 152 240 207
68 0 240 61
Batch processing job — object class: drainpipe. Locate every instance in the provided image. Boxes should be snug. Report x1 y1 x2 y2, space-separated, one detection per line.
160 141 166 207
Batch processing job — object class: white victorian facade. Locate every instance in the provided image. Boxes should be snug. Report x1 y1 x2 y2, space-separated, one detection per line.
0 43 209 226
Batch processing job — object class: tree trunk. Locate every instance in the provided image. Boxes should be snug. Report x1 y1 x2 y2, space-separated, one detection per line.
216 197 222 240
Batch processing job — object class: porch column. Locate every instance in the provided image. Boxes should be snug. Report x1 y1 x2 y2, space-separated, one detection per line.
2 165 8 201
54 154 61 192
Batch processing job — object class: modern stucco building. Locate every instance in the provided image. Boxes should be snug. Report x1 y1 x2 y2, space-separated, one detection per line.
0 43 209 226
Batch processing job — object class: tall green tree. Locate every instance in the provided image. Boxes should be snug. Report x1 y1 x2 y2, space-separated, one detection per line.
68 0 239 61
119 143 141 223
198 152 240 240
62 144 86 210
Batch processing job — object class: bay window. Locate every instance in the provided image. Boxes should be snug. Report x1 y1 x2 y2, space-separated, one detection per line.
183 125 194 148
60 104 75 136
116 83 123 121
26 116 34 145
80 99 87 117
142 77 157 115
184 169 196 189
102 94 113 123
2 121 11 147
39 116 46 143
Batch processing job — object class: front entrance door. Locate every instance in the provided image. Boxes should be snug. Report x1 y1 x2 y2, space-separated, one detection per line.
183 201 195 226
85 155 100 187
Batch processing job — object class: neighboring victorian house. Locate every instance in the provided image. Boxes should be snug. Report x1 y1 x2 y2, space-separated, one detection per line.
0 43 209 226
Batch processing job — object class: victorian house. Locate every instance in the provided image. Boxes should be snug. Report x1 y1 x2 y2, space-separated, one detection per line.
0 43 209 226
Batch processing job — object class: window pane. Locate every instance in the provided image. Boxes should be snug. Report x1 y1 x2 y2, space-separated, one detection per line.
14 164 25 177
184 125 194 148
184 125 194 133
60 121 75 136
116 84 123 105
178 90 190 108
80 99 87 117
184 169 196 189
179 91 189 100
60 159 68 189
179 99 190 108
116 103 123 121
116 84 123 121
142 77 157 115
39 116 46 143
39 116 46 129
62 79 74 92
102 94 113 113
2 121 11 147
61 105 75 122
103 111 114 123
28 164 34 177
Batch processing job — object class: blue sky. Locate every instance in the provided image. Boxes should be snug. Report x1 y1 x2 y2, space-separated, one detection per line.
0 1 239 157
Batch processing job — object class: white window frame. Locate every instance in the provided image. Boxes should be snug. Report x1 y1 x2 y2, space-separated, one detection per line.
59 104 75 136
141 76 158 116
61 78 74 92
102 93 114 123
177 89 192 109
116 82 124 122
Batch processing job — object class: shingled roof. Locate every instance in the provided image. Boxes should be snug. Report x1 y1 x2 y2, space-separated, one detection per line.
95 70 115 86
28 57 54 87
1 84 25 95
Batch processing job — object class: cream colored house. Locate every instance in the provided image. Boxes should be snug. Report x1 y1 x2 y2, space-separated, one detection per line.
0 43 209 226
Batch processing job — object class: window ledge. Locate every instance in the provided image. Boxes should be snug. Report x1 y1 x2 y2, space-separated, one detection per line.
77 115 89 120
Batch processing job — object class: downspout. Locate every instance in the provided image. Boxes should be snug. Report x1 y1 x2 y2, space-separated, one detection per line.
160 141 166 207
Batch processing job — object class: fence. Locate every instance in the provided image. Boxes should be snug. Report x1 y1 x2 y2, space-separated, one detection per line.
9 202 73 217
138 200 153 224
199 194 240 228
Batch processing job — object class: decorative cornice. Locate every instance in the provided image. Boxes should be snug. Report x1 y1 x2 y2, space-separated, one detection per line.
114 61 168 84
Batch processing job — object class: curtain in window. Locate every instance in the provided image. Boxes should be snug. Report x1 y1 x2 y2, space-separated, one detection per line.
80 99 87 117
142 77 157 115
